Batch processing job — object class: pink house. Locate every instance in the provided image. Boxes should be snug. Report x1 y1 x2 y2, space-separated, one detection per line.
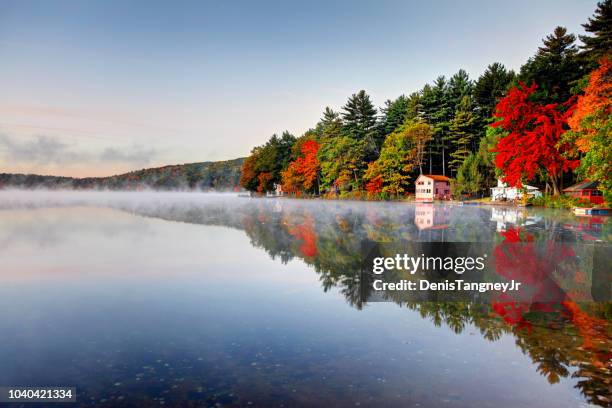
415 174 451 201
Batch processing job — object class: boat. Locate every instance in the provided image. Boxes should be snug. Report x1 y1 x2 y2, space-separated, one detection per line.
573 207 610 216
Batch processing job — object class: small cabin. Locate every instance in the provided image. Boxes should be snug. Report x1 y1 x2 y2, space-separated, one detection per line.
491 179 542 201
563 180 604 205
415 174 451 201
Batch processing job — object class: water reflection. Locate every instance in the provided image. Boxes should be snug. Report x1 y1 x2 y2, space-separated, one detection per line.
0 192 610 407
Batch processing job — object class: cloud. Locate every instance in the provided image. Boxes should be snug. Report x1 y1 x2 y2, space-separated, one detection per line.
100 146 158 165
0 134 85 165
0 134 160 169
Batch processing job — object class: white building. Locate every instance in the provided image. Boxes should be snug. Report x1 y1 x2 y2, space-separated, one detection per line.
490 179 541 202
266 183 284 197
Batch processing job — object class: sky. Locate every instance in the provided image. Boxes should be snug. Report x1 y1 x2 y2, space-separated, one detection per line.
0 0 600 177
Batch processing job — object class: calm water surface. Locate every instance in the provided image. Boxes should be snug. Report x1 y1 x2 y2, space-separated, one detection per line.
0 191 610 407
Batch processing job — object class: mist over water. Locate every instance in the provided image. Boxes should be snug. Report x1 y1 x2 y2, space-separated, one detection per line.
0 191 610 407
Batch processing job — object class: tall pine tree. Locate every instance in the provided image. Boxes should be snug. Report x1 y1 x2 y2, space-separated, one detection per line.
341 90 379 160
448 95 477 174
473 63 515 117
318 107 343 139
519 26 583 103
580 0 612 63
422 76 451 175
379 95 409 137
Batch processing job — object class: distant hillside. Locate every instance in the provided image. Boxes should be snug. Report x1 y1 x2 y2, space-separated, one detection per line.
0 158 245 191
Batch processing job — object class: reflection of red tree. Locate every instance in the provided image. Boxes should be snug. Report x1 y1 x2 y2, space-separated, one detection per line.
494 227 574 290
561 301 612 368
287 214 318 257
492 227 573 328
491 293 532 330
492 227 611 371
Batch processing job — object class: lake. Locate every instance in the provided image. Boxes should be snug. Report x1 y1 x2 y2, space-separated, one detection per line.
0 191 610 407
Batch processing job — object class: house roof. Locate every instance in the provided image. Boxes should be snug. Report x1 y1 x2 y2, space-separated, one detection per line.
419 174 450 182
563 180 600 192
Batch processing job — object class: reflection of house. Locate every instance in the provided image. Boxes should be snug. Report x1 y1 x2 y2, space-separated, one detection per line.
491 179 542 201
491 207 541 231
414 204 449 230
415 175 451 201
563 180 604 205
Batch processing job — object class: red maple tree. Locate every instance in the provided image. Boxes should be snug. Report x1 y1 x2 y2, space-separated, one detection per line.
281 140 320 194
492 82 578 195
365 174 383 195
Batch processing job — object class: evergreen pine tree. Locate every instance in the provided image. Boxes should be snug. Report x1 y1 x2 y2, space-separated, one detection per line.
429 77 452 176
405 92 424 122
341 90 378 139
341 90 380 160
580 0 612 63
319 107 342 139
473 63 515 117
379 95 409 136
448 95 477 174
448 69 472 107
519 26 583 103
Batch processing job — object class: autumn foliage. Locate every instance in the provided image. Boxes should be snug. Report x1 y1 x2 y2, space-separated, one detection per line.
565 56 612 200
365 174 384 194
568 56 612 143
492 82 578 195
281 140 320 195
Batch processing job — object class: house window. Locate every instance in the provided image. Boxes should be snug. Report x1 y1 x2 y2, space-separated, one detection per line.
592 190 603 196
435 189 438 194
582 190 590 196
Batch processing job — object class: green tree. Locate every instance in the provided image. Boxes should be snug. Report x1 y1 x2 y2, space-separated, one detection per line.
341 90 378 139
453 126 503 198
448 95 477 174
364 122 433 197
519 26 584 103
379 95 409 137
448 69 473 107
318 136 368 194
421 76 452 175
405 91 424 122
580 0 612 63
473 62 515 117
318 107 343 139
341 90 380 161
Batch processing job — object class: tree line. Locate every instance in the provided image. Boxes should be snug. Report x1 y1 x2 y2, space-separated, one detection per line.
240 0 611 202
0 158 244 191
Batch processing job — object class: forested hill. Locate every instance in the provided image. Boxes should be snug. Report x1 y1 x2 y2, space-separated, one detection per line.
0 158 245 191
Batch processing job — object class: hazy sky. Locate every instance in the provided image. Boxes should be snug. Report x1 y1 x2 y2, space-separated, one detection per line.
0 0 599 177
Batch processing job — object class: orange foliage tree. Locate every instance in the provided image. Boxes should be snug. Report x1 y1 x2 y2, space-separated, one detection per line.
281 140 320 195
565 56 611 201
256 172 273 193
568 56 612 142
